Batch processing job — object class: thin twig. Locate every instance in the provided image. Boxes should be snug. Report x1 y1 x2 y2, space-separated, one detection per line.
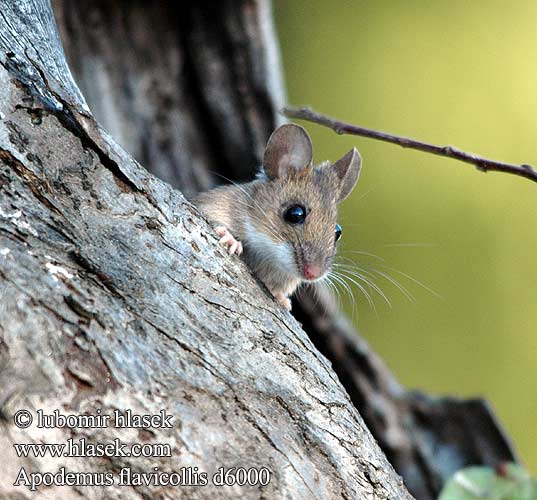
283 106 537 184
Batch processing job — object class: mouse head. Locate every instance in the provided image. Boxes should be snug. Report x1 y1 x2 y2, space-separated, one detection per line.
252 123 362 283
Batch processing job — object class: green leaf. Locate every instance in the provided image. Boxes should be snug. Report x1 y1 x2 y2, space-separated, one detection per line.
438 464 537 500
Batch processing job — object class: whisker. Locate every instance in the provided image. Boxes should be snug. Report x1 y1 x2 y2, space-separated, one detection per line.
339 259 416 303
210 174 284 241
336 251 441 302
331 270 376 314
368 268 415 303
335 267 391 308
382 243 437 248
381 265 443 300
323 275 342 310
339 250 385 262
353 187 374 204
328 271 353 305
231 199 284 243
330 272 357 320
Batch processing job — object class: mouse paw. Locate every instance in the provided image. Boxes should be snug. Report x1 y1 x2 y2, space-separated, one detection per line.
274 292 292 311
215 226 243 256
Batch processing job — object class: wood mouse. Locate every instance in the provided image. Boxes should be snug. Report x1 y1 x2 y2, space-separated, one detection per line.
194 124 362 310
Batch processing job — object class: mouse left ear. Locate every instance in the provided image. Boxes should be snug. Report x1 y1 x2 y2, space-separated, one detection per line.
263 124 313 180
332 148 362 202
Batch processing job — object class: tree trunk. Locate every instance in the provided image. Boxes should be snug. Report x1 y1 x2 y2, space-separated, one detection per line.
0 1 412 499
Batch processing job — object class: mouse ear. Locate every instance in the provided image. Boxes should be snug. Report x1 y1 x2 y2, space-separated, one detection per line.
332 148 362 202
263 124 313 180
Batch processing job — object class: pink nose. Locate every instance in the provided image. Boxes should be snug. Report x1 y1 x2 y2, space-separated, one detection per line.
303 263 321 281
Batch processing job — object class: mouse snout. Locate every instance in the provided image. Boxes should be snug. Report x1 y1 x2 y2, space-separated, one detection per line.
303 262 322 281
299 243 330 281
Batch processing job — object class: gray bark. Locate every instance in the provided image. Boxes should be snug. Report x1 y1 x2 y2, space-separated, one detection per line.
51 1 517 499
0 1 412 500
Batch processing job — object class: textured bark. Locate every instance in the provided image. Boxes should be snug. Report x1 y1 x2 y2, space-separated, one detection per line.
0 1 412 500
52 1 518 499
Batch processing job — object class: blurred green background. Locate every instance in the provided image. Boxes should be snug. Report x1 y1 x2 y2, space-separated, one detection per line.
275 0 537 471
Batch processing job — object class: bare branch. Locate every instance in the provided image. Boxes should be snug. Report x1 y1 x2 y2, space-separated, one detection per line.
283 106 537 184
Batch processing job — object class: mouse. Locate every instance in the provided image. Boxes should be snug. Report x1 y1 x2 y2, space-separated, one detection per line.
194 123 362 310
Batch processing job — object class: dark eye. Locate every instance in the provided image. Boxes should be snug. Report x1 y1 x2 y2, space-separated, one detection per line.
283 204 307 224
335 223 342 242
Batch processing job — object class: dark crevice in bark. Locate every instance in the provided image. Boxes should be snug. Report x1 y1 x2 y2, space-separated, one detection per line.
176 7 235 187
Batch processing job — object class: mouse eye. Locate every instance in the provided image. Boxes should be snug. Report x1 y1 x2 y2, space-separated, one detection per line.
283 204 307 224
335 223 342 242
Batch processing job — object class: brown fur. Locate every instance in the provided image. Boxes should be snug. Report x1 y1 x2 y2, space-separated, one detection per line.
193 124 362 308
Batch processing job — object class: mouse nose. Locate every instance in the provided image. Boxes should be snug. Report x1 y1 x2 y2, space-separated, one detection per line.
303 263 321 281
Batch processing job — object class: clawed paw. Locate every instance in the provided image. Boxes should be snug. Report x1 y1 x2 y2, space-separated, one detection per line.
215 226 243 256
274 292 292 311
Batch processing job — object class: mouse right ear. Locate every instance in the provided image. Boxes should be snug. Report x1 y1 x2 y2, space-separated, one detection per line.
332 147 362 202
263 124 313 180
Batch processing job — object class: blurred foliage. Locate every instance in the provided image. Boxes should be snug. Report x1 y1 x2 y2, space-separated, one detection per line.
438 463 537 500
275 0 537 471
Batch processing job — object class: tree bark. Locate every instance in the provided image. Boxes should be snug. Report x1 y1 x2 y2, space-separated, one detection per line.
0 1 412 499
50 1 517 499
